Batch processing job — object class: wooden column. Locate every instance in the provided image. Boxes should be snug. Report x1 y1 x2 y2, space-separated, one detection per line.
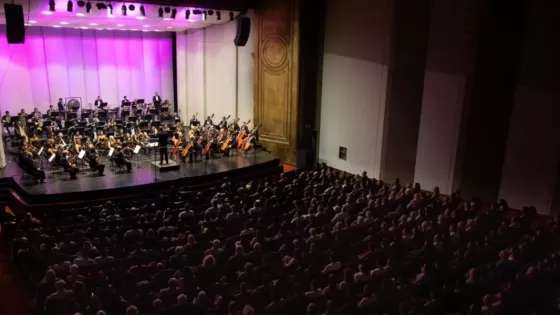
253 0 300 165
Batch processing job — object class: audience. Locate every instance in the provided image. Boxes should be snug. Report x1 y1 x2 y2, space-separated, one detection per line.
10 164 560 315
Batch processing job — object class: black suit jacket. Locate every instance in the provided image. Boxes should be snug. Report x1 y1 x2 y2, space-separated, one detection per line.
94 99 103 107
157 132 169 148
57 101 65 111
153 95 161 104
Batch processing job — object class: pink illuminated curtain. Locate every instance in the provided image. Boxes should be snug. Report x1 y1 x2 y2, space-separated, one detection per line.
0 25 173 114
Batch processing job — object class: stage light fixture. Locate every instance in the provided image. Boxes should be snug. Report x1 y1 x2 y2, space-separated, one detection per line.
216 11 221 20
77 1 85 7
158 7 163 18
67 0 74 12
140 5 145 16
48 0 55 11
193 9 201 14
171 8 176 19
86 1 92 13
121 4 127 16
128 4 135 11
185 9 190 19
229 12 234 21
96 3 106 10
207 10 214 16
164 7 171 13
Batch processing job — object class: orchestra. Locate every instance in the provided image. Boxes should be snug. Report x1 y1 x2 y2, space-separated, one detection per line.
5 95 261 184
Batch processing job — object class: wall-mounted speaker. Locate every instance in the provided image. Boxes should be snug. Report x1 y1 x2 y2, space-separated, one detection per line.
4 4 25 44
234 17 251 47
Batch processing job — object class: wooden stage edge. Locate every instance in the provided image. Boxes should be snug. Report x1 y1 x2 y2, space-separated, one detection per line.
0 150 281 210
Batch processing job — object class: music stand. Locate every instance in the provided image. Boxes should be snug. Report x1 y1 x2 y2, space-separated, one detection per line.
100 102 108 109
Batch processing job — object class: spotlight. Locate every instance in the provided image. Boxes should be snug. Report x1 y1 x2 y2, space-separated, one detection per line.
67 0 73 12
164 7 171 13
216 11 221 20
171 8 176 19
185 9 190 19
96 3 106 10
158 7 163 18
140 5 145 16
121 4 126 16
48 0 55 11
229 12 234 21
207 10 214 16
86 1 91 13
77 1 85 7
128 4 135 11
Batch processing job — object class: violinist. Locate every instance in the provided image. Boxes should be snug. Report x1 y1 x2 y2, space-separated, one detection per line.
150 126 158 136
83 136 92 149
123 132 132 148
113 146 132 173
108 136 117 148
60 150 78 179
85 145 105 176
55 132 67 148
36 117 44 134
106 117 116 132
162 123 171 132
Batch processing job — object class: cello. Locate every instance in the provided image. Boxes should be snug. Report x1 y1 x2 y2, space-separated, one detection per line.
236 120 251 148
243 124 262 151
202 139 214 155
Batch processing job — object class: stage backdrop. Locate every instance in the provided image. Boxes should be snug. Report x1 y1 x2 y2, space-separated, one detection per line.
0 25 173 113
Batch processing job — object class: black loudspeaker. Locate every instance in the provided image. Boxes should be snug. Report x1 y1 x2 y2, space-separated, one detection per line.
4 4 25 44
234 17 251 46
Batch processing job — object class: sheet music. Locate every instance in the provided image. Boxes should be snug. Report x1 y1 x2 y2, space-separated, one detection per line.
48 154 55 162
148 142 157 148
78 150 86 159
108 148 114 156
93 131 97 141
133 145 141 154
131 128 135 136
38 147 44 155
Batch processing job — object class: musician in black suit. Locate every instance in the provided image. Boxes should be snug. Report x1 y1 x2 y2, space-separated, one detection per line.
153 92 162 111
158 131 169 165
86 145 105 176
218 117 228 129
20 151 45 183
57 98 65 112
121 96 129 106
60 151 78 179
94 96 103 108
189 115 200 128
114 146 132 173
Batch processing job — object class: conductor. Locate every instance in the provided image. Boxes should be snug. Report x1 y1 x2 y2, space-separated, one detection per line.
158 130 169 165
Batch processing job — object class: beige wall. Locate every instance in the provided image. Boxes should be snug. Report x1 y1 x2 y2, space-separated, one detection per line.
318 0 393 177
175 12 254 125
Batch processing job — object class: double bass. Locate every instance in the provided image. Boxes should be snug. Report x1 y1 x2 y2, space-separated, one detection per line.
243 124 262 151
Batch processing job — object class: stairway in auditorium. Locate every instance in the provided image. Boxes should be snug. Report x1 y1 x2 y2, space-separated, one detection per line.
0 250 32 315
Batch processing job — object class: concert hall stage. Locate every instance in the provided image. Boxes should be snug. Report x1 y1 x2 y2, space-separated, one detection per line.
0 150 281 209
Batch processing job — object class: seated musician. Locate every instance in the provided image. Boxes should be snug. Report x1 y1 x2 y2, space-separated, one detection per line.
86 145 105 176
96 130 109 150
204 116 214 128
20 151 46 183
108 136 117 148
183 135 198 164
150 126 158 135
189 115 200 128
2 111 12 126
55 132 67 148
162 124 171 132
44 139 56 158
123 132 132 146
60 150 78 179
46 105 55 116
57 98 65 112
36 117 44 134
94 96 103 108
121 96 129 106
218 128 232 157
32 108 41 120
19 108 27 118
218 116 229 129
113 146 132 173
30 133 41 151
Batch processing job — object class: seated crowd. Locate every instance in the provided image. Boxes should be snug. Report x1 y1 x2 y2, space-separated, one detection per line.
9 164 560 315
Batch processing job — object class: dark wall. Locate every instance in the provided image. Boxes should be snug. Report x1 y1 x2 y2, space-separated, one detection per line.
456 0 528 202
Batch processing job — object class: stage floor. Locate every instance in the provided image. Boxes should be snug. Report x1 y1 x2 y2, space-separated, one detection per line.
0 150 279 199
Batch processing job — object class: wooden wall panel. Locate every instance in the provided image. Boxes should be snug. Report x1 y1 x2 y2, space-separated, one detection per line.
254 0 300 165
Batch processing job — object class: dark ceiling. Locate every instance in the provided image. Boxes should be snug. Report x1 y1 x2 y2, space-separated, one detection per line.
116 0 255 11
